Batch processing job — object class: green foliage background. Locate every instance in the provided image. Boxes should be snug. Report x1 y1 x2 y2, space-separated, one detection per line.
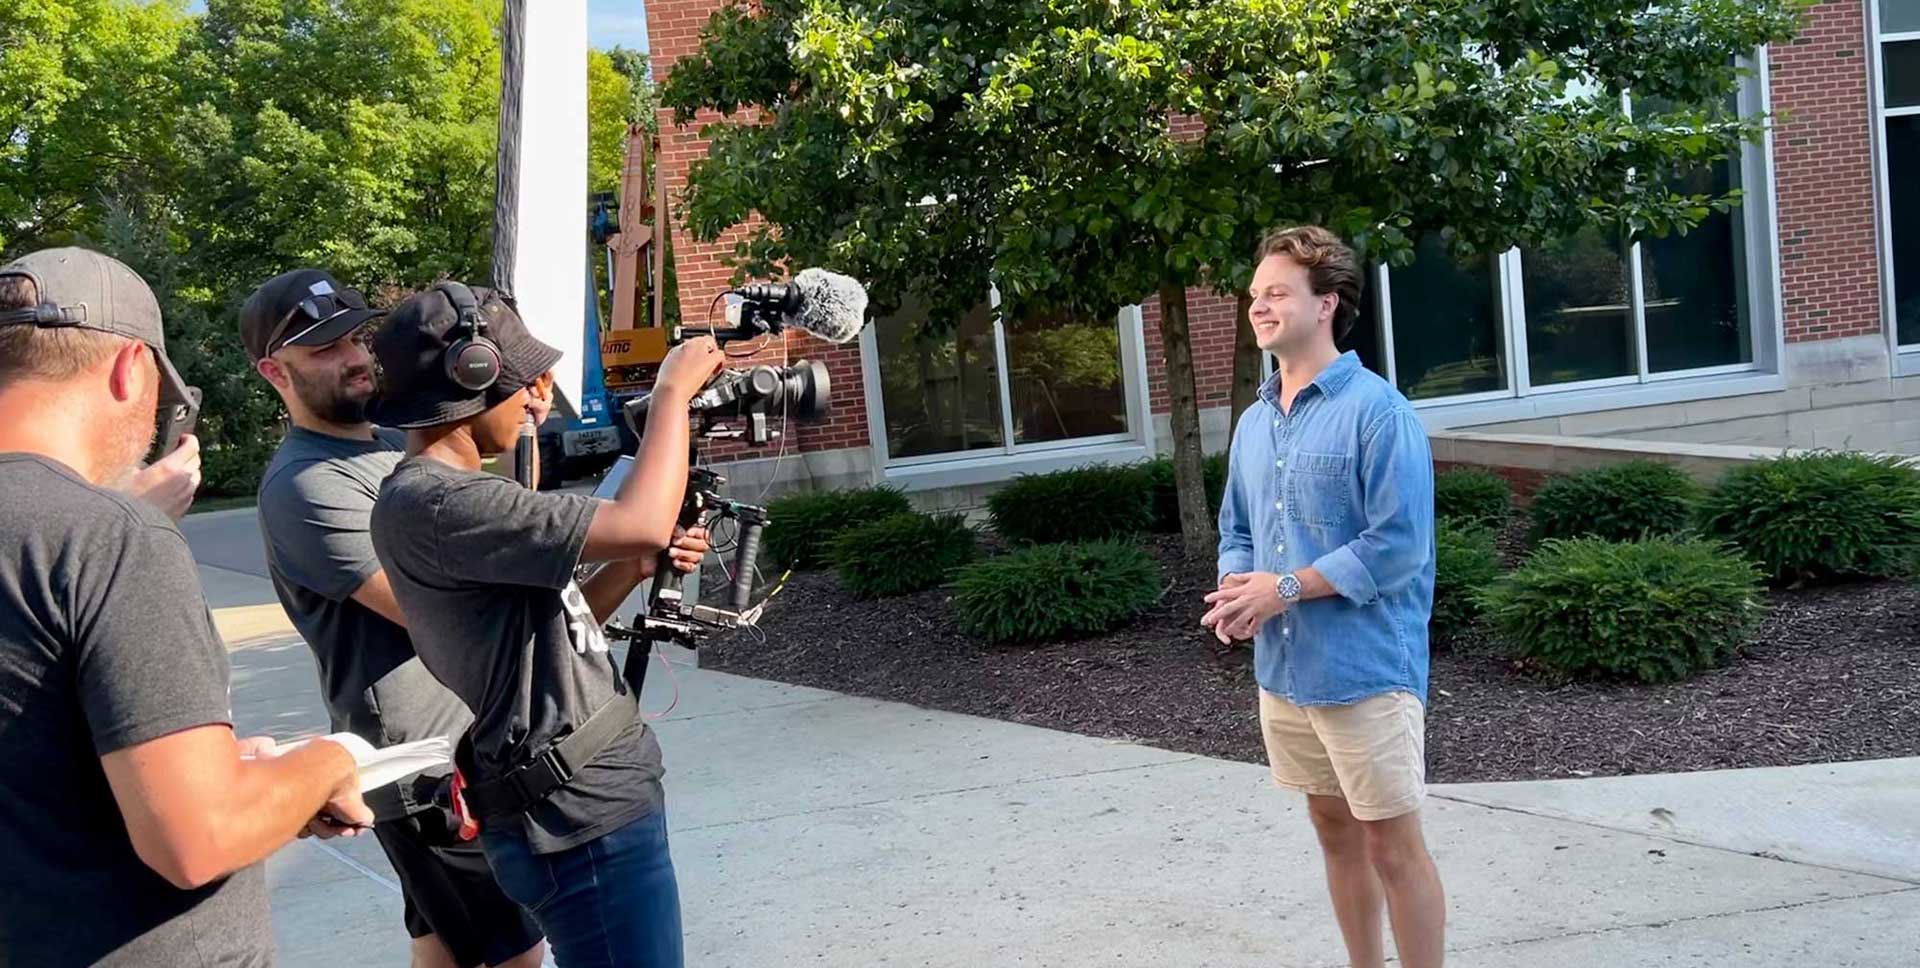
1 0 650 493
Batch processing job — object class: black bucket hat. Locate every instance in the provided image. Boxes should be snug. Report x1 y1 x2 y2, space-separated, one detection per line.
367 283 562 429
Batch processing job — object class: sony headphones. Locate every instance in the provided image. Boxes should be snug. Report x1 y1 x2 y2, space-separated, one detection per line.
437 281 502 393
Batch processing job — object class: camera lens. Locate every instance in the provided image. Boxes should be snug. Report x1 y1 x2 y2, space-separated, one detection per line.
776 360 829 420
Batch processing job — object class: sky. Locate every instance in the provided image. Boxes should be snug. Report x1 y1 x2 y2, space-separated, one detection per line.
588 0 651 51
180 2 652 52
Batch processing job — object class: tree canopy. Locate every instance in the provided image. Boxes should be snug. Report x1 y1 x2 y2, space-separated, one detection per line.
0 0 635 492
668 0 1803 317
663 0 1805 551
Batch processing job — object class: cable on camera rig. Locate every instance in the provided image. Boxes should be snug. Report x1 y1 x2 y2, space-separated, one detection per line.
601 284 844 697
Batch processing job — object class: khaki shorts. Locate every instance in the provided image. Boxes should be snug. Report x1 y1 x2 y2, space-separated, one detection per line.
1258 689 1427 821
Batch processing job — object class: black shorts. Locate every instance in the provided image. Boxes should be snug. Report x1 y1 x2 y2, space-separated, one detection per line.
373 805 544 968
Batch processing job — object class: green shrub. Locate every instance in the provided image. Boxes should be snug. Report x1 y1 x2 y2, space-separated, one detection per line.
765 486 913 570
987 465 1155 545
1477 536 1762 683
828 513 978 598
1145 453 1229 532
951 540 1163 645
1697 451 1920 585
1434 467 1512 528
1433 521 1503 638
1530 460 1701 542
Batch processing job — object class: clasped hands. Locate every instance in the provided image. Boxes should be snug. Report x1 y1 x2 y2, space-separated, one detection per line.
1200 571 1287 645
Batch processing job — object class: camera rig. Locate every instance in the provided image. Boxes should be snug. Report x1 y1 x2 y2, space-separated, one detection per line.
602 297 834 695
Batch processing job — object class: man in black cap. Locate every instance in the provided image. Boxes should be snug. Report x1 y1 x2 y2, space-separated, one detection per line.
243 268 548 968
367 282 722 968
0 247 374 967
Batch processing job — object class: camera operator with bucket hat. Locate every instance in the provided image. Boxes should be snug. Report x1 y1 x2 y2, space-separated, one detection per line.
244 267 549 968
366 281 723 968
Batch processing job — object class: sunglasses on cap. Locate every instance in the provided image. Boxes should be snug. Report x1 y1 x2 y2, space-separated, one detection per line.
263 287 372 355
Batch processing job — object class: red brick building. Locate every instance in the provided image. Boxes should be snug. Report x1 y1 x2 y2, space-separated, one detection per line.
644 0 1920 502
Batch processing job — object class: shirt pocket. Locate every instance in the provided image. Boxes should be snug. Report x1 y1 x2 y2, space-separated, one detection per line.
1288 451 1354 529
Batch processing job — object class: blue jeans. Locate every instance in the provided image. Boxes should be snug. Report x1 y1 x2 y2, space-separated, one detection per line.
480 809 683 968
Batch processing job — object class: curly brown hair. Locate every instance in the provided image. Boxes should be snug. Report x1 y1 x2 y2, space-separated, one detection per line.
1255 225 1364 340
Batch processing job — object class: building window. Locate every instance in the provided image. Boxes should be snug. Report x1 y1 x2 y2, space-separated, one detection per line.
1520 225 1638 386
871 295 1004 460
1338 69 1771 406
1874 0 1920 349
865 292 1145 466
1384 235 1506 399
1002 308 1129 445
1642 159 1755 371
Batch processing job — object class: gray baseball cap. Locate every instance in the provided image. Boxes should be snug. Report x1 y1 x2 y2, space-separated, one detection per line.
0 247 192 405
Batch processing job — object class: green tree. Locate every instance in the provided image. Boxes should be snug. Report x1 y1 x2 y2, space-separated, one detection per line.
0 0 192 253
661 0 1802 555
606 45 660 134
2 1 637 494
589 48 634 193
171 0 505 290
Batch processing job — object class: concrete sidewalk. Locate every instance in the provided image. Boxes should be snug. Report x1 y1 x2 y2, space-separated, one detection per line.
185 509 1920 967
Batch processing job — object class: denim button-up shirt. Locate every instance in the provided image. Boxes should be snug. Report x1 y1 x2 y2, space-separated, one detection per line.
1216 352 1436 706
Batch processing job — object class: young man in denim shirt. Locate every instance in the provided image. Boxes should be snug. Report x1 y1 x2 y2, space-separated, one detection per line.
1202 226 1445 967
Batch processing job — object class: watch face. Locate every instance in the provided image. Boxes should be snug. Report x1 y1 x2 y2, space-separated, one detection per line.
1278 573 1301 599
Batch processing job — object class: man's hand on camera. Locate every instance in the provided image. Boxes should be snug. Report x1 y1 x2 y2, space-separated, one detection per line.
123 434 201 521
637 525 711 579
655 336 725 403
524 383 555 428
666 525 710 574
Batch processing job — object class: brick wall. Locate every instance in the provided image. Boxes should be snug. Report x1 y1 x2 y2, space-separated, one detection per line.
1140 290 1240 415
649 0 868 459
1770 0 1883 343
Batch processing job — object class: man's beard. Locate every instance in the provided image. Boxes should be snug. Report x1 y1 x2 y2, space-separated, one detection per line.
289 363 373 425
110 380 160 482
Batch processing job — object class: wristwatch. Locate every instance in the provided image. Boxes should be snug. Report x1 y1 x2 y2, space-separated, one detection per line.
1276 572 1302 604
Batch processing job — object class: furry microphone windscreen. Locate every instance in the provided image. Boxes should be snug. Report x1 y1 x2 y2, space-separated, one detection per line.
791 268 869 344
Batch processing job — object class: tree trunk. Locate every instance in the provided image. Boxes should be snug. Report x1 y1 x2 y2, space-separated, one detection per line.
1155 279 1216 558
1229 290 1262 451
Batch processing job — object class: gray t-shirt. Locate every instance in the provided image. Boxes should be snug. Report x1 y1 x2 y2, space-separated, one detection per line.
0 454 271 966
258 427 473 821
370 457 663 854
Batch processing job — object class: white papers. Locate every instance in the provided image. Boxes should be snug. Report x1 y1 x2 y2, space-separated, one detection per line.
274 734 455 793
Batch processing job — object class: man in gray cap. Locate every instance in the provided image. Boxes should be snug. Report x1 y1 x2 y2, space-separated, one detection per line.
0 247 374 966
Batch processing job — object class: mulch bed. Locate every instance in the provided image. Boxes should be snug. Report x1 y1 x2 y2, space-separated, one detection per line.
700 532 1920 784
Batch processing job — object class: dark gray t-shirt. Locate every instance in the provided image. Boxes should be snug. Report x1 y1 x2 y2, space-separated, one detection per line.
0 454 271 966
370 457 663 854
258 427 473 821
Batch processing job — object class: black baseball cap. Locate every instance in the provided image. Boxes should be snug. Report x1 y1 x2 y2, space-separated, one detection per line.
0 247 192 406
367 283 562 429
240 268 386 362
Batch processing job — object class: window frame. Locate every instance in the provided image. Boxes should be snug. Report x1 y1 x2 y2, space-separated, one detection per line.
858 289 1155 481
1870 5 1920 373
1344 50 1781 413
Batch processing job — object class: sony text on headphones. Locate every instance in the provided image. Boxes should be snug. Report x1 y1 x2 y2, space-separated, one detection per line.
437 282 502 393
